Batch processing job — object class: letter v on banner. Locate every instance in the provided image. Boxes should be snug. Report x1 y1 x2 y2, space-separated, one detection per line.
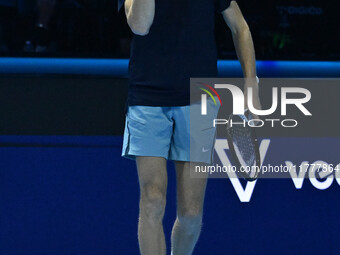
215 139 271 202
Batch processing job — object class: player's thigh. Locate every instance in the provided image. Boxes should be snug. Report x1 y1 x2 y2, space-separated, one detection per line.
136 156 168 198
174 161 208 215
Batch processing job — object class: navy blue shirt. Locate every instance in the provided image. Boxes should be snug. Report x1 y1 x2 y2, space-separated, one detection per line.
127 0 234 106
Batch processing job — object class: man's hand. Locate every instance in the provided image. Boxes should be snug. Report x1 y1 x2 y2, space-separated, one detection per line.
244 77 261 120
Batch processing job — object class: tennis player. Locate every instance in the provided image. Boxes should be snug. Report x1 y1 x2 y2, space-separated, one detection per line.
121 0 260 254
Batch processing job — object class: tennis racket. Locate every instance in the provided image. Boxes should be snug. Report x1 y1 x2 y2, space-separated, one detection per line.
226 109 261 182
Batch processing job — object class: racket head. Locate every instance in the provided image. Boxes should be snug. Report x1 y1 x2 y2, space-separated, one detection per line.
226 110 261 182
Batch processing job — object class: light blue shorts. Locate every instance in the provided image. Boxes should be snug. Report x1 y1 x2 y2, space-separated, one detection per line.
121 99 220 164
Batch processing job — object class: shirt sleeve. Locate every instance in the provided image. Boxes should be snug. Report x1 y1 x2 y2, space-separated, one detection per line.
215 0 235 13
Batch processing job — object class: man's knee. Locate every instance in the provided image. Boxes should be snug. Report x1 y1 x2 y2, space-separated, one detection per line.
177 204 203 233
140 184 166 224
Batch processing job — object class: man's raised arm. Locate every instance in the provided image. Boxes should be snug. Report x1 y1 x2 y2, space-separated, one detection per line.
125 0 155 36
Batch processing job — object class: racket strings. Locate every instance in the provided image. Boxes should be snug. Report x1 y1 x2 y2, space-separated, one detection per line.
230 125 258 178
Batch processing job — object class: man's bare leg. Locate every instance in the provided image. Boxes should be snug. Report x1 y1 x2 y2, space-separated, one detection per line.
136 156 168 255
171 162 208 255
